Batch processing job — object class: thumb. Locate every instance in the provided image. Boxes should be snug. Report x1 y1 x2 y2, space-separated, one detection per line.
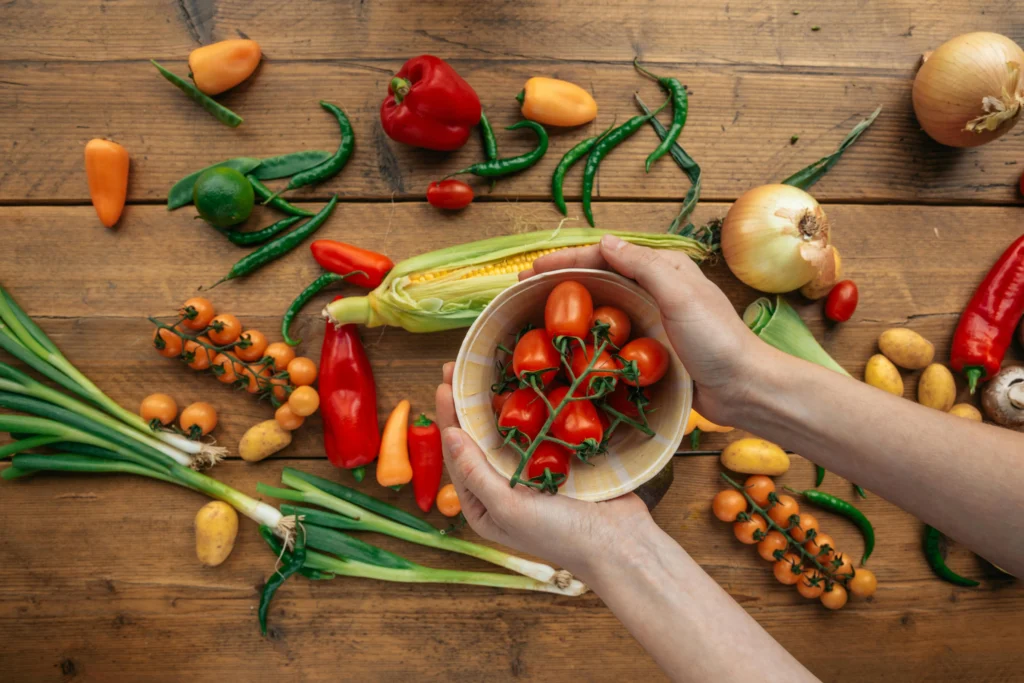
441 426 510 510
599 234 702 306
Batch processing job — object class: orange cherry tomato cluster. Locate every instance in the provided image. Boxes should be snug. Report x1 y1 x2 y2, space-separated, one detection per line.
490 280 669 492
150 297 320 433
139 393 219 440
712 475 878 610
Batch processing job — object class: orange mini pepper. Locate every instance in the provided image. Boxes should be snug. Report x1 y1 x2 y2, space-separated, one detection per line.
517 77 598 127
188 39 262 96
84 139 129 228
376 399 413 487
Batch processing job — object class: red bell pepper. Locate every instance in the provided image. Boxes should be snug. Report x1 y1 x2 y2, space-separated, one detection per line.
319 296 380 479
951 234 1024 393
380 55 481 151
310 240 394 289
408 414 443 513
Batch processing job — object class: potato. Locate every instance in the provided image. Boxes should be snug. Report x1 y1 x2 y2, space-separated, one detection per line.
948 403 982 421
918 363 956 411
878 328 934 370
865 354 904 395
195 501 238 567
239 419 292 462
720 438 790 476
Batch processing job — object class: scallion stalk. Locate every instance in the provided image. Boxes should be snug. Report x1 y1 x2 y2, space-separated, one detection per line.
744 296 849 377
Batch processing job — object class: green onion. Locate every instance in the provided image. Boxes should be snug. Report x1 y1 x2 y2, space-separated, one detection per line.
744 296 849 377
782 106 882 190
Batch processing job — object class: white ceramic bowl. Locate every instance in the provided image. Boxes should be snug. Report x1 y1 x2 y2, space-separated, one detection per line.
452 268 692 502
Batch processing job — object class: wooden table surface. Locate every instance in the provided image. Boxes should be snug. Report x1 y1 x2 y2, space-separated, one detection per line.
2 1 1023 680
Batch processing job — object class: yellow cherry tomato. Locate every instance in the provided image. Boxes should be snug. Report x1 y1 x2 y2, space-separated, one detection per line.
153 328 183 358
235 329 268 362
208 313 242 346
264 342 296 372
437 484 461 517
288 385 320 417
275 403 305 431
183 337 213 370
140 393 178 426
287 357 317 386
180 402 218 437
180 297 216 331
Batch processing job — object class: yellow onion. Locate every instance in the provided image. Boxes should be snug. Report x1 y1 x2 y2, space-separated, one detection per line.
912 32 1024 147
721 184 836 294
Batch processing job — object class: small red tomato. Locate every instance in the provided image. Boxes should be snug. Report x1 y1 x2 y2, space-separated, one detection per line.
569 343 619 387
824 280 858 323
547 386 604 447
525 440 572 486
492 389 514 415
590 306 631 347
497 388 548 441
597 409 611 432
618 337 670 387
512 329 561 386
545 281 594 339
427 179 474 210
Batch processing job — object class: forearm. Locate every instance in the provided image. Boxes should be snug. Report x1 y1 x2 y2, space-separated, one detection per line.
737 347 1024 575
580 517 817 682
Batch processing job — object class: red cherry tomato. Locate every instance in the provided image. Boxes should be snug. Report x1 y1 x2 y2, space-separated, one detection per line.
597 409 611 432
427 179 474 210
492 389 513 414
590 306 631 347
618 337 670 387
525 440 572 485
512 329 560 386
497 388 548 441
547 386 604 447
606 382 647 418
545 281 594 339
569 343 619 385
824 280 859 323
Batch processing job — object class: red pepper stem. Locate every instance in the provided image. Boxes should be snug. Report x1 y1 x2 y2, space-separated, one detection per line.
413 414 433 428
390 77 411 103
350 466 366 483
965 367 984 395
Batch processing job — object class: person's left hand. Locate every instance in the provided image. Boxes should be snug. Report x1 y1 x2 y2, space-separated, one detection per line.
435 362 655 581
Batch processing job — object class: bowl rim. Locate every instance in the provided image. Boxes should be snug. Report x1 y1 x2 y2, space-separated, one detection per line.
452 268 692 502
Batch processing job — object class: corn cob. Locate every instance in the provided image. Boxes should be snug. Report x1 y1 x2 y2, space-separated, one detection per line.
323 228 714 333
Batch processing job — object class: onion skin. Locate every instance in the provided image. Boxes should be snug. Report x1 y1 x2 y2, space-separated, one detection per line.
721 184 834 294
913 32 1024 148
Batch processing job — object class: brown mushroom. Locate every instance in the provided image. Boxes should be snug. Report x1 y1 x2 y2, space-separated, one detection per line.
980 366 1024 430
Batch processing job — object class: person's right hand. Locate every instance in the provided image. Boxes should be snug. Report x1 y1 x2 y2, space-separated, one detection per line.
523 233 766 426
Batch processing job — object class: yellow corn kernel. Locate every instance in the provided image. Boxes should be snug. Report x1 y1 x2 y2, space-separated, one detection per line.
407 247 562 284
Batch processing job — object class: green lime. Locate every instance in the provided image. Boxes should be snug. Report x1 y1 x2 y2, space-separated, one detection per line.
193 167 255 227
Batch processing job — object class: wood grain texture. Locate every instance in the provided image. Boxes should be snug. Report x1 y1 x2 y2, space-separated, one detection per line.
0 201 1019 456
1 456 1019 682
2 60 1022 204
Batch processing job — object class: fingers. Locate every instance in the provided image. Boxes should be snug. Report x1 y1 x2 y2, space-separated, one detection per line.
531 244 607 276
435 382 508 510
599 234 702 306
442 361 455 385
435 374 459 434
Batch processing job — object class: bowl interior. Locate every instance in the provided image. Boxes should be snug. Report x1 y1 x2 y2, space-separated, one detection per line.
452 269 692 502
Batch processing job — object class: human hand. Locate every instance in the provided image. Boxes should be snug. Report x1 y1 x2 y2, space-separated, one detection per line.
435 361 655 581
523 233 765 426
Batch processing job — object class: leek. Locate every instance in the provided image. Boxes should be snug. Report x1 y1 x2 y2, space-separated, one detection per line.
744 296 849 377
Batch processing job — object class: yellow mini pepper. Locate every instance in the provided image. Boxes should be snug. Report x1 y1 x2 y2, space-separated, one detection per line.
517 77 598 127
683 409 733 448
188 39 262 96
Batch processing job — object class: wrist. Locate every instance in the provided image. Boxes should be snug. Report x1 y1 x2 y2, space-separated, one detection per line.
574 512 664 591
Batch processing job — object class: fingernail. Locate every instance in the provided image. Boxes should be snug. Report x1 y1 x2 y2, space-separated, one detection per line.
442 428 465 455
602 234 626 250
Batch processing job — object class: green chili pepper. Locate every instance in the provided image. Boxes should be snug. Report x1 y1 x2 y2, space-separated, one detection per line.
924 525 980 587
281 271 362 346
450 120 549 178
551 124 616 216
791 488 875 565
210 196 338 288
815 465 826 487
151 60 243 128
216 216 303 247
633 59 688 173
259 526 333 581
167 157 262 210
266 102 354 200
479 112 499 192
635 95 701 234
247 176 314 217
581 101 667 227
251 151 333 181
854 484 868 499
257 524 307 636
282 467 438 533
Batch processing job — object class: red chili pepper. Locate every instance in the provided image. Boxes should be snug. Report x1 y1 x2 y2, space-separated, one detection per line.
380 55 481 152
427 179 474 210
319 296 380 476
408 414 443 513
310 240 394 289
950 234 1024 394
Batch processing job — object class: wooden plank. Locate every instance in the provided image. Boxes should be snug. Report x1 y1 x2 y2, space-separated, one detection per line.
0 456 1018 682
2 61 1022 205
0 201 1019 455
1 0 1017 71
